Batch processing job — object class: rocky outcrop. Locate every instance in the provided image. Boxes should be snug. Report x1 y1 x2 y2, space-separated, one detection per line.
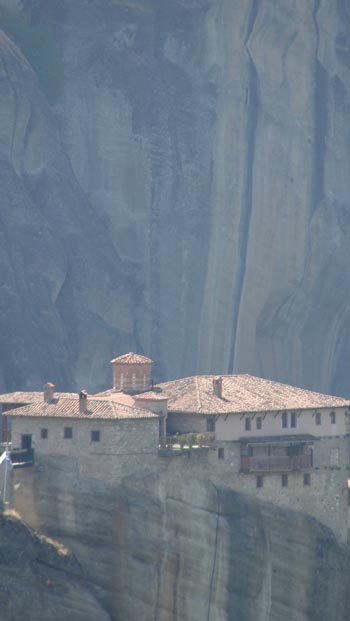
12 462 350 621
0 510 110 620
0 26 139 392
113 475 350 621
0 1 350 395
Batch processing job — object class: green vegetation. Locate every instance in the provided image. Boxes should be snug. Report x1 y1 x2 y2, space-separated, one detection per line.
166 432 215 448
0 6 63 103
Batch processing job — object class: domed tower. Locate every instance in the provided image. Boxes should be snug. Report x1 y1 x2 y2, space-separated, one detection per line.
110 352 153 394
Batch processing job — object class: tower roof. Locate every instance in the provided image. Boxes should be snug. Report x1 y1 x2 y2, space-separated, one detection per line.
110 352 153 364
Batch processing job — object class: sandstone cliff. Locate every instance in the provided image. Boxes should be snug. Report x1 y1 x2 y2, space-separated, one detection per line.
0 509 110 620
13 462 350 621
0 0 349 395
0 24 139 392
113 475 350 621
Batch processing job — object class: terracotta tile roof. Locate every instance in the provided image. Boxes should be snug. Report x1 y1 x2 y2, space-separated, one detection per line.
134 392 169 401
96 389 167 403
0 391 77 404
93 390 135 406
110 352 153 364
3 397 159 420
151 375 350 415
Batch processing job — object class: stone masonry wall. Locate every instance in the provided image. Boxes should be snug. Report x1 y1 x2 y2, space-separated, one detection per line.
158 436 350 544
11 416 160 482
11 416 158 455
9 431 350 545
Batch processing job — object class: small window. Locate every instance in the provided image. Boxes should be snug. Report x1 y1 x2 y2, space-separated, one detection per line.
143 374 146 387
132 373 136 387
256 475 263 488
245 418 251 431
282 412 288 428
290 412 296 428
256 416 262 430
207 418 216 432
64 427 73 439
91 430 100 442
41 428 48 439
281 474 288 487
218 447 224 460
315 412 321 426
330 411 336 425
120 373 124 389
303 473 311 486
330 447 339 467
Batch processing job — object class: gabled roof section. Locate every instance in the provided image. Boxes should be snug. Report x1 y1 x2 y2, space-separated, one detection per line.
150 374 350 415
3 398 159 420
110 352 153 364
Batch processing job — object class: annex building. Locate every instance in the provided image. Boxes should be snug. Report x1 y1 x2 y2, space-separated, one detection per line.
1 352 350 543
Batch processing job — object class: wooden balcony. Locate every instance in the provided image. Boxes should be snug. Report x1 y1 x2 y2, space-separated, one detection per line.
240 453 312 473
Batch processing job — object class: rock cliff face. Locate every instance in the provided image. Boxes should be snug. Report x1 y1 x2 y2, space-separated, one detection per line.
12 465 350 620
113 476 350 621
0 25 140 392
0 510 110 620
0 0 350 394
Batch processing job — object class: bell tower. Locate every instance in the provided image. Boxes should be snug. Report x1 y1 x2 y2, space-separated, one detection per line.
110 352 153 394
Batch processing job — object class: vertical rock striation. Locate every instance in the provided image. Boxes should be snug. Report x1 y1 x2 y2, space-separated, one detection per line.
14 464 350 620
0 0 349 394
112 475 350 621
0 26 141 391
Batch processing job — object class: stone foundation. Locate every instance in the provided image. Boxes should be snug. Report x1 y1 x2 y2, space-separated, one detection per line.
9 435 350 545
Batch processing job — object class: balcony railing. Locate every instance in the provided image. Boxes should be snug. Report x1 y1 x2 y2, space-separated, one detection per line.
240 453 312 473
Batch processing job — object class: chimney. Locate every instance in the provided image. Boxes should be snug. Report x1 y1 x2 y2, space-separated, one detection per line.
79 390 88 413
43 382 55 402
213 377 222 398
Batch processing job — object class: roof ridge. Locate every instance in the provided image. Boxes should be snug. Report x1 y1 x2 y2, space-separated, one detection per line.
110 352 153 364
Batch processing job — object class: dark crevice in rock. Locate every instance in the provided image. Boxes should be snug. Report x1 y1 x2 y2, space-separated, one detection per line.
206 482 221 621
229 0 259 373
311 0 327 214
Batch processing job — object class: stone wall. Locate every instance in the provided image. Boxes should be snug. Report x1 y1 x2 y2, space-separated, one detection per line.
11 415 158 453
211 442 350 545
158 436 350 544
11 415 160 481
9 432 350 544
